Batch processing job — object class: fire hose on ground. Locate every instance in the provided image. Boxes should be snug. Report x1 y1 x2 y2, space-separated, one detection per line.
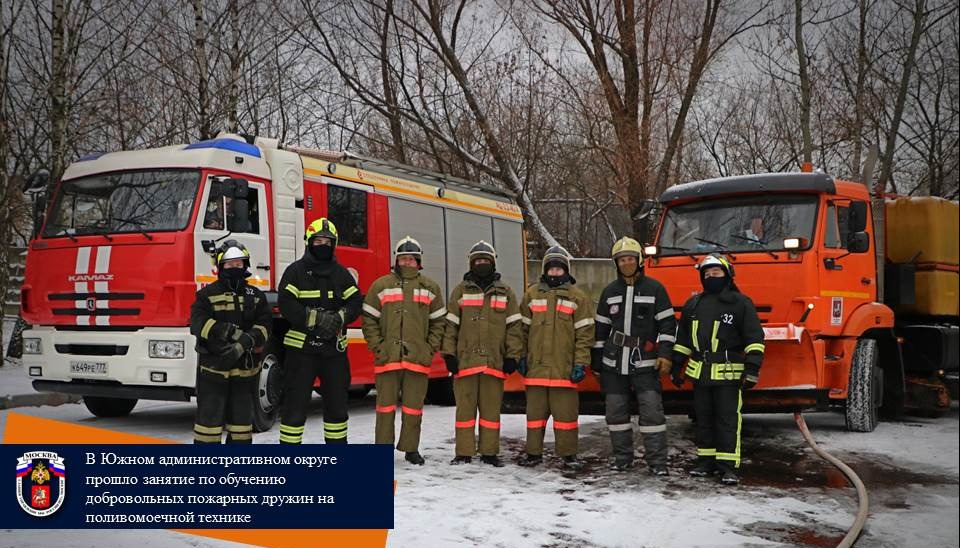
794 412 870 548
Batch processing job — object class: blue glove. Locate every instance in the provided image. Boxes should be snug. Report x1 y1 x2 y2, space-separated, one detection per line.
570 364 586 384
517 358 527 377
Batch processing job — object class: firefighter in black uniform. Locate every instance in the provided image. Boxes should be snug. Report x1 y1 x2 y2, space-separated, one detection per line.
592 237 676 475
278 218 362 444
671 253 765 485
190 240 271 444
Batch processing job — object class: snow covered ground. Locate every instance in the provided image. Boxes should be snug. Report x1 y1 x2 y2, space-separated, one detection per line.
1 387 957 548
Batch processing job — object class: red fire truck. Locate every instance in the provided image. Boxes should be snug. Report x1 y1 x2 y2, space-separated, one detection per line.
20 133 525 431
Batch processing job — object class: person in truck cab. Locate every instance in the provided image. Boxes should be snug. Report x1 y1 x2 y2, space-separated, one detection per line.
189 241 271 444
670 253 765 485
277 218 363 444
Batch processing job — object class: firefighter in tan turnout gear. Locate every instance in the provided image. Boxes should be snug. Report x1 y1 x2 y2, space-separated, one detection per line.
362 236 446 465
442 241 524 467
277 218 362 444
593 237 676 475
518 245 595 470
189 241 271 444
671 253 765 485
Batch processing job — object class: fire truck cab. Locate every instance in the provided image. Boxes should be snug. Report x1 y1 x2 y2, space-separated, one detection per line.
20 134 525 431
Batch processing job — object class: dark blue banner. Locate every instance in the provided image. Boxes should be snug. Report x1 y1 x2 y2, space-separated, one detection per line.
1 444 393 529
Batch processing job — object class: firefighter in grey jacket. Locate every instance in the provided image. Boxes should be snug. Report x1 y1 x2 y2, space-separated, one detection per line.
592 237 676 475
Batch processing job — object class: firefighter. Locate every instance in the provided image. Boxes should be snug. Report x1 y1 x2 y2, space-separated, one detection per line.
442 241 524 467
518 245 595 470
592 237 676 475
277 218 362 444
189 240 271 444
671 253 765 485
362 236 446 465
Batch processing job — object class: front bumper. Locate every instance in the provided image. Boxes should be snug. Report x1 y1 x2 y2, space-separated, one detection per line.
21 326 197 401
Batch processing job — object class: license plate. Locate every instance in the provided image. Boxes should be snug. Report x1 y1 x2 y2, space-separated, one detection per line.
70 360 108 375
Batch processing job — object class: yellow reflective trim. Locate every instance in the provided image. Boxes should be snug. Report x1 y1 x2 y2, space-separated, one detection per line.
228 366 262 378
200 319 217 340
299 290 323 298
199 366 230 379
254 324 269 341
279 433 302 443
280 424 305 433
286 330 306 340
342 286 359 299
207 294 233 304
697 448 716 456
711 320 720 352
674 344 692 356
194 424 223 435
692 320 701 352
686 360 702 379
710 362 744 381
745 343 765 353
324 421 348 429
212 303 236 312
225 424 252 433
284 285 301 297
229 432 253 441
324 430 347 439
284 338 304 349
194 433 222 443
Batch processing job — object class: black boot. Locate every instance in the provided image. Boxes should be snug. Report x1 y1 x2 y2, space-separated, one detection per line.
648 464 669 477
480 455 505 467
449 456 472 465
562 455 584 471
716 461 739 485
518 453 542 467
611 457 634 471
405 451 426 465
690 457 717 477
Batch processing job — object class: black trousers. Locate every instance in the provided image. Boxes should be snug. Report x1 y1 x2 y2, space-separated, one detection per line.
280 351 351 444
194 366 256 444
692 382 742 469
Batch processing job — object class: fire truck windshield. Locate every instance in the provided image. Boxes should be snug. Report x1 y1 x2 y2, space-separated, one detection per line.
42 169 201 238
657 194 819 255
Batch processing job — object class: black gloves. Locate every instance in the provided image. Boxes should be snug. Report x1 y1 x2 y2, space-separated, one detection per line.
211 322 240 343
443 354 459 375
742 365 760 390
313 309 344 339
590 349 603 374
670 363 686 387
502 358 519 375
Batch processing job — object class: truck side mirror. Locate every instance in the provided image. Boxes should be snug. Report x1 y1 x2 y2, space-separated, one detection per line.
848 201 868 232
227 197 251 233
847 231 869 253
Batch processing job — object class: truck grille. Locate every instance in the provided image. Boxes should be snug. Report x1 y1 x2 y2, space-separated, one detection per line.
54 344 129 356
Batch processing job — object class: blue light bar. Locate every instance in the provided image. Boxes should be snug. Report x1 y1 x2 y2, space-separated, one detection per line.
184 138 261 158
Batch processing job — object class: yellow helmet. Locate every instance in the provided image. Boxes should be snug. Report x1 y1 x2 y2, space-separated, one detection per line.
611 237 643 261
304 218 339 247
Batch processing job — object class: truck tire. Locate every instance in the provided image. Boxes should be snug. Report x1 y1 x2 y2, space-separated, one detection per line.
252 347 282 433
83 396 137 418
425 377 455 406
845 338 882 432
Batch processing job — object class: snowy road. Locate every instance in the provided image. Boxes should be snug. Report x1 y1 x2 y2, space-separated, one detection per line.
0 389 957 548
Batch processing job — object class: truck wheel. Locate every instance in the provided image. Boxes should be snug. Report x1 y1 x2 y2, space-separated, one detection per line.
83 396 137 418
845 338 882 432
252 349 282 433
425 377 455 406
348 385 372 399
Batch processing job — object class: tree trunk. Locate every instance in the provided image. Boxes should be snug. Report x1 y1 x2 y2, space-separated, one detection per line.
876 0 925 196
850 0 868 179
226 0 240 133
191 0 211 139
48 0 68 190
379 0 406 163
794 0 813 166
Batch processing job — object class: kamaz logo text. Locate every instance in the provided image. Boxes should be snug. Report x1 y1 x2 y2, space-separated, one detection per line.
68 273 114 282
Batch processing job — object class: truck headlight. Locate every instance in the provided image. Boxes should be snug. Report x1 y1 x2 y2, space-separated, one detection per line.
23 338 42 355
148 340 184 359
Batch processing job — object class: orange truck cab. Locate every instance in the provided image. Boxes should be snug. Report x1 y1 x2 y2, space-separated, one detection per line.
642 172 958 431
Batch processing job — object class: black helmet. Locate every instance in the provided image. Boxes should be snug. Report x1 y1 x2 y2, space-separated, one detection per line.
468 240 497 267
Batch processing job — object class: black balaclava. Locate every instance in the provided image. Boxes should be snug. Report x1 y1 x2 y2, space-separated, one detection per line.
218 265 249 291
468 256 496 289
541 259 571 288
308 241 334 262
701 272 730 294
